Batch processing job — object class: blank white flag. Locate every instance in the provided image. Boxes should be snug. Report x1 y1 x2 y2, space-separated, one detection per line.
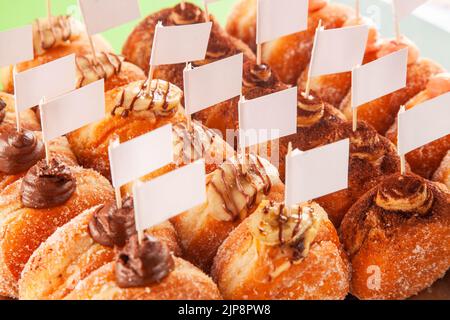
310 25 369 77
352 48 408 109
239 87 298 148
285 139 350 206
0 25 33 67
133 160 206 232
40 80 105 142
257 0 308 44
109 124 174 188
78 0 141 35
398 92 450 155
393 0 429 21
150 22 212 66
14 54 76 112
184 53 243 115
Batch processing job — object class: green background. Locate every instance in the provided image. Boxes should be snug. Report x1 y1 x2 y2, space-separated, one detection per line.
0 0 449 69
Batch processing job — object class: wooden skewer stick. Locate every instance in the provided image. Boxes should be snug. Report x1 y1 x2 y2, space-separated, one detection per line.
109 136 123 209
181 1 186 10
286 142 293 215
394 8 402 43
13 66 22 132
398 106 406 175
47 0 52 19
204 1 210 22
39 97 51 164
133 179 145 245
355 0 360 21
304 19 323 99
256 43 262 66
351 65 360 132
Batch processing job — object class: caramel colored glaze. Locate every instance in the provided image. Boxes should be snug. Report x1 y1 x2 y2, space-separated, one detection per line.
19 206 181 300
340 173 450 300
64 258 222 300
76 52 145 91
200 61 288 138
1 33 112 94
66 80 186 179
339 58 444 134
212 201 350 300
262 3 355 84
171 155 284 272
385 74 450 179
122 3 255 89
0 166 114 298
0 93 40 131
433 151 450 189
0 128 77 192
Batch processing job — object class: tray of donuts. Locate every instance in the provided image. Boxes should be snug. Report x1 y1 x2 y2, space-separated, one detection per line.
0 0 448 301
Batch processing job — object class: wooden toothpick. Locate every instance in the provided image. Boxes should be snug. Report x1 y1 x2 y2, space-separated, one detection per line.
355 0 360 21
181 1 186 10
39 97 51 164
88 35 99 66
304 19 323 99
398 106 406 175
109 136 123 209
13 66 22 132
47 0 52 19
203 1 210 22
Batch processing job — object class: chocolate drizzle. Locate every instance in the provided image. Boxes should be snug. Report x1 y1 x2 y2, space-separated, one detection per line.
89 197 136 248
76 52 123 88
33 15 75 54
170 3 204 25
208 155 273 221
0 128 45 175
111 80 181 118
115 235 175 288
20 159 76 209
243 63 276 88
0 98 6 124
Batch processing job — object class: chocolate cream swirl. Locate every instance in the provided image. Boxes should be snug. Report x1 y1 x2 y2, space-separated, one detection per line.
243 63 276 88
20 159 76 209
89 197 136 248
0 128 45 175
115 235 175 288
170 3 204 25
297 92 325 127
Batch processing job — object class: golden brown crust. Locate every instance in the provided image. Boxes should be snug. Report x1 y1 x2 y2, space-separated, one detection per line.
0 165 114 298
433 151 450 189
122 3 255 88
171 155 284 272
64 259 222 300
67 80 186 178
340 173 450 300
339 58 444 134
1 34 112 94
19 206 180 300
211 202 350 300
0 92 40 131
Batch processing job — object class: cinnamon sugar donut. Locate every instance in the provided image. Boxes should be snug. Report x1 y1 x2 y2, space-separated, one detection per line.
19 200 180 300
339 37 444 134
386 73 450 179
123 2 255 90
212 200 350 300
340 173 450 300
433 151 450 189
171 154 284 272
1 16 112 93
64 235 221 300
227 0 355 84
0 160 114 298
67 79 186 179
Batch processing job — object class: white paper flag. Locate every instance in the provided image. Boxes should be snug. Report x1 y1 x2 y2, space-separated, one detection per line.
256 0 308 44
133 160 206 232
352 48 408 109
239 87 297 148
109 124 174 188
40 80 104 142
310 25 369 77
184 53 243 115
393 0 429 21
398 92 450 155
0 25 33 67
150 22 212 66
14 54 76 112
78 0 141 35
285 139 350 206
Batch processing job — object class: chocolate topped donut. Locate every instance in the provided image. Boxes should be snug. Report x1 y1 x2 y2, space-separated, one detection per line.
20 159 76 208
115 235 174 288
89 197 136 248
0 98 6 124
0 128 45 175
